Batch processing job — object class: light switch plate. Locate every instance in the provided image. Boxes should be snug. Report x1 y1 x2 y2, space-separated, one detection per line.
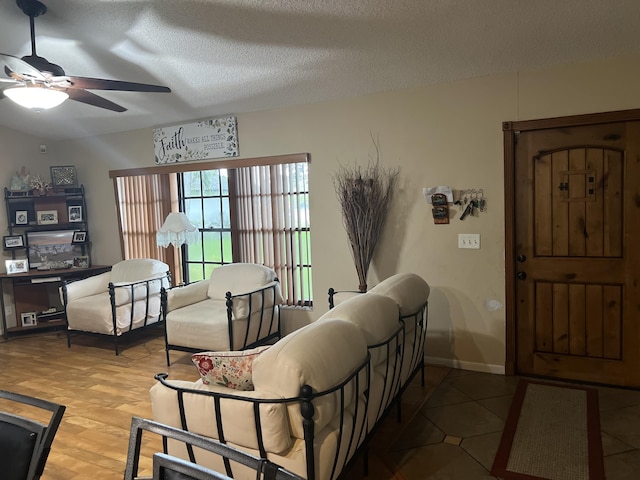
458 234 480 249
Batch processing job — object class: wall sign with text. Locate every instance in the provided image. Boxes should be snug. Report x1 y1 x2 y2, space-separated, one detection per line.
153 116 238 164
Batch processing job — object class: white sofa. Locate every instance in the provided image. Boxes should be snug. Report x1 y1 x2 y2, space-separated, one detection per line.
329 272 431 393
61 258 171 354
150 272 429 480
162 263 284 365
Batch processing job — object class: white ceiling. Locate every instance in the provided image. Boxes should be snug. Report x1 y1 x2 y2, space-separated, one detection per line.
1 0 640 141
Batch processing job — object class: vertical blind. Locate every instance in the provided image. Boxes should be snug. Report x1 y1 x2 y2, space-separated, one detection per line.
115 173 183 283
234 163 311 305
111 153 310 303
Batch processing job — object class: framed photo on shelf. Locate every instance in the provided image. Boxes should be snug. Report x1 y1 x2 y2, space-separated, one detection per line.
72 231 88 244
36 210 58 225
5 258 29 275
26 230 80 269
68 205 82 222
73 255 90 268
15 210 28 225
3 235 24 250
20 311 37 327
50 165 77 188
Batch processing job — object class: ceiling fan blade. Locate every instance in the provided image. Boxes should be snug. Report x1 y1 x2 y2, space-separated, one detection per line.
66 76 171 93
66 89 127 112
0 52 45 80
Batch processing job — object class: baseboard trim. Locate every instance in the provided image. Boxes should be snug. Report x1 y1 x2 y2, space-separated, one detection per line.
425 356 506 375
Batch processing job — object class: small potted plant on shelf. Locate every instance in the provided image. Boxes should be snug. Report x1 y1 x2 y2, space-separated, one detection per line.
29 175 52 196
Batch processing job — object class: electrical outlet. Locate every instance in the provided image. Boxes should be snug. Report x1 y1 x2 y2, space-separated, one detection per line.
5 305 13 316
458 234 480 249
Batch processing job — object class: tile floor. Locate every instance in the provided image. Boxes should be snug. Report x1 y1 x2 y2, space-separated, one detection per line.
347 366 640 479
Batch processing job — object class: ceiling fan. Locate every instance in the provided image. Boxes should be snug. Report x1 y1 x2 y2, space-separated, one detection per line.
0 0 171 111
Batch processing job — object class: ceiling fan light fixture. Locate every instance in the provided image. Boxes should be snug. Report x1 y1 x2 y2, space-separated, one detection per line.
4 85 69 110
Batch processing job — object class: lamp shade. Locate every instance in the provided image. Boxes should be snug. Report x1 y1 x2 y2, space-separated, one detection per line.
4 85 69 110
156 212 199 248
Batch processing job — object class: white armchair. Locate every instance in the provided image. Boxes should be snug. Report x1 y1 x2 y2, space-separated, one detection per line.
61 258 171 354
162 263 284 365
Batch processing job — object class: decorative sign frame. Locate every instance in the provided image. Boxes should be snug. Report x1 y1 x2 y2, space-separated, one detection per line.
153 116 238 164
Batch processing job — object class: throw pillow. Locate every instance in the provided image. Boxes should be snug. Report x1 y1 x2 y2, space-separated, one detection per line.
191 345 271 390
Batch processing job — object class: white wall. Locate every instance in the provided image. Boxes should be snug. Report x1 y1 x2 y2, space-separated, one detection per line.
0 127 66 331
4 54 640 369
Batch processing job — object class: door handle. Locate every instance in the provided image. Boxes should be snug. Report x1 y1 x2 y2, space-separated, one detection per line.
517 254 527 263
516 272 527 280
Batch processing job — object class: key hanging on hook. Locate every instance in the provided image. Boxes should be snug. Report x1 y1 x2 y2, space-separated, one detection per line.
459 202 473 220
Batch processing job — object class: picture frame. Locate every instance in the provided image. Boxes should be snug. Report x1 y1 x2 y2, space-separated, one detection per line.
50 165 77 188
3 235 24 250
26 230 81 269
68 205 83 222
15 210 28 225
73 255 90 268
72 231 88 244
36 210 58 225
20 311 37 327
5 258 29 275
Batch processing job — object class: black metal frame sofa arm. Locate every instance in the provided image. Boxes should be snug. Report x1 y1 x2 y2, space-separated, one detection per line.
151 318 371 480
151 352 371 480
162 280 283 366
327 273 430 418
161 263 284 366
61 258 171 355
151 275 429 480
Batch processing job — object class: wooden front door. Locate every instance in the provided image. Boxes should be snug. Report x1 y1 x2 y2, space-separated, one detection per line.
506 113 640 387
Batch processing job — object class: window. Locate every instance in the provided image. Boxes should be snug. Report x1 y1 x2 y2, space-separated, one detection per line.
180 162 312 306
181 169 232 281
111 153 312 306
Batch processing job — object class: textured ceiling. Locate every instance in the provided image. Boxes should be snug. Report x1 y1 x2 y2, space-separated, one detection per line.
1 0 640 140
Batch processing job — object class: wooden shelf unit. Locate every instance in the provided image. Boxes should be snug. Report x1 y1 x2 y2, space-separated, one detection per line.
2 185 108 339
0 265 111 339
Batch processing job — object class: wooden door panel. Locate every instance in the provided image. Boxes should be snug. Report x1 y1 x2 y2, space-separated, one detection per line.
603 285 622 360
585 149 604 256
585 284 604 357
604 151 623 257
568 283 586 356
551 152 568 256
530 281 623 359
534 282 553 353
552 283 569 354
534 155 553 255
568 149 587 256
534 148 623 258
514 120 640 387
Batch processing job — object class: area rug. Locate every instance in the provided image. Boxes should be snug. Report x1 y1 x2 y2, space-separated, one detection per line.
491 379 605 480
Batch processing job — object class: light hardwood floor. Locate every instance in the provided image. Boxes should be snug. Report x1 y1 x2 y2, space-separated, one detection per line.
0 327 200 479
0 327 447 480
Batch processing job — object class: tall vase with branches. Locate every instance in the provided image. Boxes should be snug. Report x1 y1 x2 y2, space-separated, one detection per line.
333 140 398 292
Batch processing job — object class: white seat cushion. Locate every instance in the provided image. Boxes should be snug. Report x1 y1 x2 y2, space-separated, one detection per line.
150 378 292 454
166 300 233 351
66 292 161 335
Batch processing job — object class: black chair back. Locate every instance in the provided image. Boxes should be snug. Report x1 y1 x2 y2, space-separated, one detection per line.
0 390 65 480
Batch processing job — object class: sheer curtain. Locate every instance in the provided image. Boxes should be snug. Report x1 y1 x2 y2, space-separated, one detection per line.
233 163 311 306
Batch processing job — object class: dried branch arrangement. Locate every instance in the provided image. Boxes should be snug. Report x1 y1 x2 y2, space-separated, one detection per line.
333 140 398 292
